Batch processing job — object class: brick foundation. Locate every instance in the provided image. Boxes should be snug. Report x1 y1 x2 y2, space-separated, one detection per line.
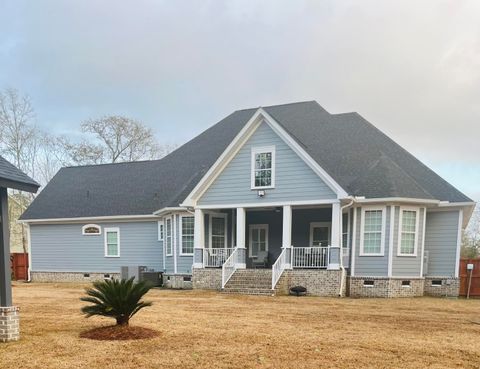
348 277 425 298
31 271 120 282
162 274 193 289
192 268 222 290
275 269 345 297
0 306 20 342
424 277 459 297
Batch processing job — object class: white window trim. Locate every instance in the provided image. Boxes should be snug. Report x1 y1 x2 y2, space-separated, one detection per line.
359 206 386 257
250 145 276 190
248 224 269 258
208 213 228 250
157 220 164 241
397 206 420 257
165 217 173 256
309 222 331 247
179 215 194 256
82 224 101 236
104 227 120 258
342 212 350 249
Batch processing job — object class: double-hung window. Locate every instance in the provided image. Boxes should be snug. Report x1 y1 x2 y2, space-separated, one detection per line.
251 146 275 189
165 218 173 256
398 208 419 256
180 216 194 255
210 214 227 249
342 213 349 250
104 228 120 257
360 207 385 256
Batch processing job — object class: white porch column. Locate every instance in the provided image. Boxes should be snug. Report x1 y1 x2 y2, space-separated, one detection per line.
236 207 246 269
328 202 341 270
282 205 292 269
193 208 205 268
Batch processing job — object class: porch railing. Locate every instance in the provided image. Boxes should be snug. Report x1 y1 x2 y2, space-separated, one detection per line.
203 248 235 268
271 247 290 290
292 246 329 268
221 247 238 288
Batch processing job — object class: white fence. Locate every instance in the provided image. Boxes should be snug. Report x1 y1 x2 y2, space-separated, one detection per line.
292 247 329 268
203 248 235 268
221 247 238 288
271 247 290 289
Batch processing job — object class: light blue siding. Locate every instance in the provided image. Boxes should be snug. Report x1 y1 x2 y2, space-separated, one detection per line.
424 210 460 277
198 122 336 205
30 221 162 273
353 206 390 277
391 206 425 277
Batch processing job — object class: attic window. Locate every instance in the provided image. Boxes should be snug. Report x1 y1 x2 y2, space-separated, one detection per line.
251 146 276 189
82 224 101 235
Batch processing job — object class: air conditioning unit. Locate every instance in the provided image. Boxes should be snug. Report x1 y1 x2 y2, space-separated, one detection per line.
140 271 163 287
120 266 148 282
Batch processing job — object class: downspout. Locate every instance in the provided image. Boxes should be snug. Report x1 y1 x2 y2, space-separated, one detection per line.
338 197 355 297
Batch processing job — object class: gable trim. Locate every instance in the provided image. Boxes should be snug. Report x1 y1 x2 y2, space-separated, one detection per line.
181 108 348 206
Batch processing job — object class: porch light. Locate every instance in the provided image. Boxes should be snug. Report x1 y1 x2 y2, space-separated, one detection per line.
257 190 266 198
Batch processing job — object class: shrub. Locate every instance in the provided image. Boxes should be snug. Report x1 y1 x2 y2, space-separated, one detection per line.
80 277 153 326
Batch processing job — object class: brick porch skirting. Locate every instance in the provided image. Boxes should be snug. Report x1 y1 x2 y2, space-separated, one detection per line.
424 277 459 297
162 274 193 289
275 269 345 297
192 268 222 290
0 306 20 342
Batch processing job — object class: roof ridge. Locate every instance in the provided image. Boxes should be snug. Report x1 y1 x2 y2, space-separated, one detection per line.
62 158 161 170
235 100 317 113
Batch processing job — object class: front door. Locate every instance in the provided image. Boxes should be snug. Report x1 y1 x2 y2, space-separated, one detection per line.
249 224 269 257
309 222 331 247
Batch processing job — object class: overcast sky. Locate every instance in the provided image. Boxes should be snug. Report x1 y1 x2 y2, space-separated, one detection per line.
1 0 479 201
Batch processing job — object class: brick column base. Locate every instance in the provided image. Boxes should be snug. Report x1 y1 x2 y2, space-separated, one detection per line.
0 306 20 342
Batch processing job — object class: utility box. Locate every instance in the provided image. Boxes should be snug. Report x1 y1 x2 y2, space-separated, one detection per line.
120 266 148 282
467 263 474 270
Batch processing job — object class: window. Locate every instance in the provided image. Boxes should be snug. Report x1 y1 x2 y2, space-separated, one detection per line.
251 146 275 189
180 216 194 255
210 214 227 249
165 218 172 256
342 213 349 249
431 280 442 287
82 224 101 235
363 280 375 287
309 222 331 247
158 221 164 241
360 207 385 256
104 228 120 257
398 208 419 256
249 224 269 257
401 280 411 287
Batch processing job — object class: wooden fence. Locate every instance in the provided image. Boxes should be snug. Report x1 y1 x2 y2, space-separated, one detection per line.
459 258 480 297
10 253 29 281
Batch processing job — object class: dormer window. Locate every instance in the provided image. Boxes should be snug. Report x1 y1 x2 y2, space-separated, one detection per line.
251 146 275 189
82 224 101 235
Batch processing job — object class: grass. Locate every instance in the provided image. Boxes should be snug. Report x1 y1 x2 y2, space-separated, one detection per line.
1 283 479 369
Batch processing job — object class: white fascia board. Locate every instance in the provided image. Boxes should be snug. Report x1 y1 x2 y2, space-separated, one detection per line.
355 197 440 205
19 214 159 225
196 199 340 210
153 207 188 216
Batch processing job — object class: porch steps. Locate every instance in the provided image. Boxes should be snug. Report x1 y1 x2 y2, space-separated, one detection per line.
222 269 275 296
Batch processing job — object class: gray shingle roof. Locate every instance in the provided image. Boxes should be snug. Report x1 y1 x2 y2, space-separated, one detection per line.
20 101 471 220
0 155 39 193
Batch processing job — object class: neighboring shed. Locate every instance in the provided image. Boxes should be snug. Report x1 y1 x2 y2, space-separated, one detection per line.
0 155 39 342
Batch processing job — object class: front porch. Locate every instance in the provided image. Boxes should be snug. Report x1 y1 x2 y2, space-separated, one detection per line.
192 203 346 293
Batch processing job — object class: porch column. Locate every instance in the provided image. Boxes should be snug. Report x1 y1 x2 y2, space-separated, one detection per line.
282 205 292 269
328 202 341 270
236 207 246 269
193 208 205 268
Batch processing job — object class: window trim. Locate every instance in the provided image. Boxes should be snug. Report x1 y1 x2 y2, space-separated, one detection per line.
309 222 331 247
104 227 120 258
359 206 386 257
397 206 419 257
250 145 276 190
158 220 164 241
208 213 228 251
165 217 173 256
179 215 195 256
82 224 101 236
248 224 269 258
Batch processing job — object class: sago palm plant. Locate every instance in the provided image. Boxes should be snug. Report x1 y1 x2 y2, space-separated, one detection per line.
81 277 153 326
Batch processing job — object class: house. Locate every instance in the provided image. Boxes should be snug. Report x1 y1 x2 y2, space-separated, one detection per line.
19 101 475 297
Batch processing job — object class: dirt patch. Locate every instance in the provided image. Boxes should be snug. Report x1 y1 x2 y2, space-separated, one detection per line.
80 325 159 340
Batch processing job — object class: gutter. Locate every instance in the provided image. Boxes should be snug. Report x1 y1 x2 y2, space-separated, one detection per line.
338 196 355 297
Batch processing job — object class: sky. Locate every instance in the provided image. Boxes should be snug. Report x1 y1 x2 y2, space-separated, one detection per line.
1 0 479 201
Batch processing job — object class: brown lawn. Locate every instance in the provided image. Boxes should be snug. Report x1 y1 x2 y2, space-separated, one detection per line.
1 283 479 369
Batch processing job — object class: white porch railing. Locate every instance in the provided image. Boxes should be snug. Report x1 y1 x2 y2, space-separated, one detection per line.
221 247 238 288
203 248 235 268
292 246 329 268
271 247 290 290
